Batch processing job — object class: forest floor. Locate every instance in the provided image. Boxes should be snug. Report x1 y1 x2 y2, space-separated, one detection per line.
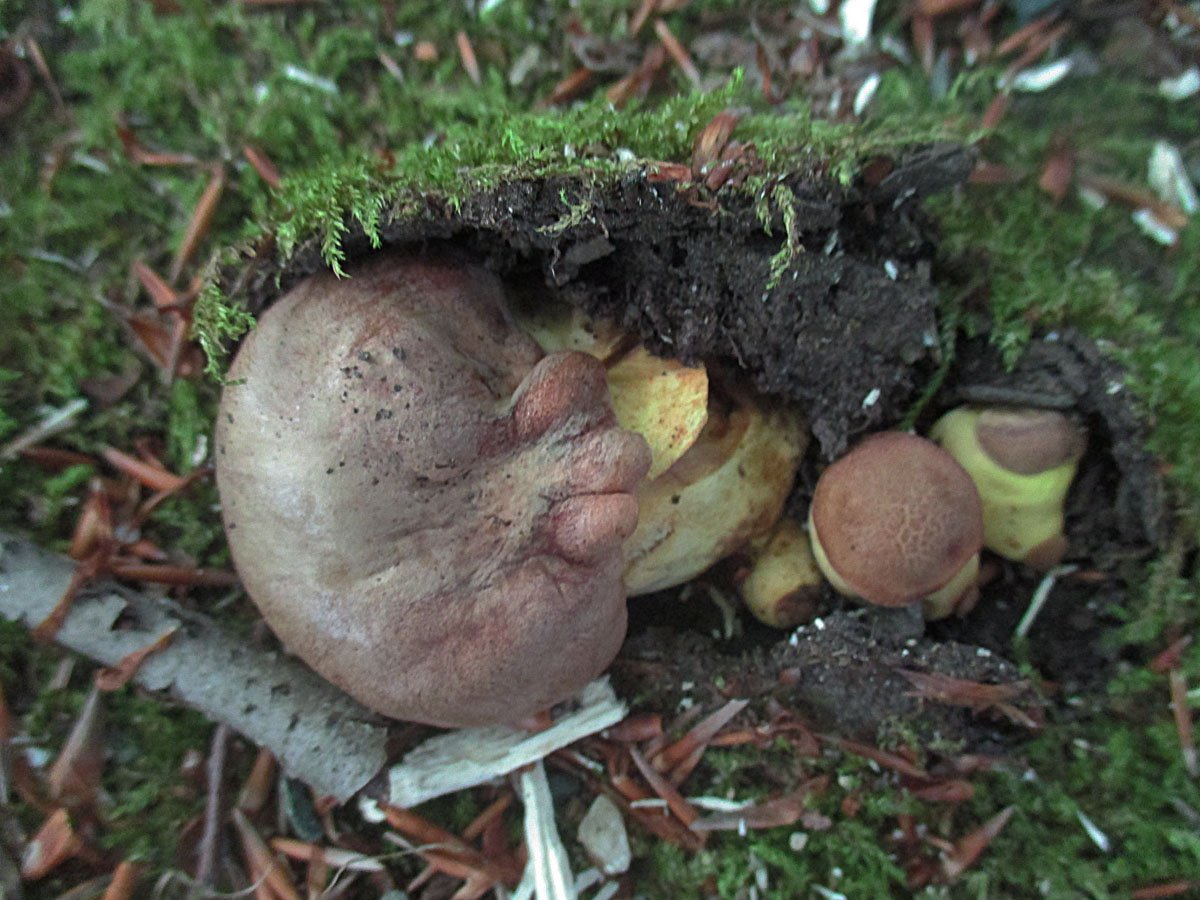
2 1 1200 897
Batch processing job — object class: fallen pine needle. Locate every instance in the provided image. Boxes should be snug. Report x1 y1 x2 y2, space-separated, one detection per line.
604 713 662 743
95 627 178 691
690 775 828 832
630 747 697 827
907 779 975 803
132 261 182 314
238 748 278 814
1015 564 1077 639
825 735 930 781
654 19 701 87
1132 881 1200 899
1150 635 1192 674
171 166 226 283
0 398 88 461
462 794 512 842
233 808 301 900
269 837 383 872
47 685 105 809
939 806 1015 882
243 146 282 189
20 808 82 880
654 698 747 772
107 562 239 587
543 66 593 106
1169 669 1198 777
102 446 186 492
101 861 143 900
456 31 481 85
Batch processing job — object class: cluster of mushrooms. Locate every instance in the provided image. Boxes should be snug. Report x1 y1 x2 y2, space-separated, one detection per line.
213 251 1085 729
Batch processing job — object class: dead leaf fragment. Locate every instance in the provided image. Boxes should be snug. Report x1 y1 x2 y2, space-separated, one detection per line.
939 805 1015 882
21 808 82 880
48 686 105 810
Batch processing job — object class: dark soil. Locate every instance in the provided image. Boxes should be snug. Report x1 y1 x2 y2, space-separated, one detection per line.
226 144 1165 754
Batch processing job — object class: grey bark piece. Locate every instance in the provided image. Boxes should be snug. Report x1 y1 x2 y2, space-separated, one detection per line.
387 678 626 808
0 533 388 802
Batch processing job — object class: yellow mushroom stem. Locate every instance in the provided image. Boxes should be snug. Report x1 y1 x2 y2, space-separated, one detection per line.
920 553 981 621
929 407 1084 569
737 517 823 629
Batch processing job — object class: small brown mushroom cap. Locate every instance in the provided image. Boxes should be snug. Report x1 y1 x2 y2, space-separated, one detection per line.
809 432 984 607
974 408 1086 475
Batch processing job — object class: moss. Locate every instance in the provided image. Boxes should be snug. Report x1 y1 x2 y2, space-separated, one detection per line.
195 74 962 373
193 276 256 381
959 708 1200 896
164 378 214 474
100 692 210 864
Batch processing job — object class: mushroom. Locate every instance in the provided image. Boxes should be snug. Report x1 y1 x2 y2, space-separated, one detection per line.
929 406 1085 569
214 250 651 727
807 432 984 620
736 517 823 629
621 381 807 596
510 296 808 597
510 294 710 480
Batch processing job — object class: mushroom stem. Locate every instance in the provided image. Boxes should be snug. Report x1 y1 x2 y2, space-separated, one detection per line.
921 552 981 620
929 407 1084 569
738 517 823 629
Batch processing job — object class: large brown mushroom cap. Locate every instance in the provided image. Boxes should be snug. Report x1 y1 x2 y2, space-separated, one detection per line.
809 432 984 607
215 250 650 727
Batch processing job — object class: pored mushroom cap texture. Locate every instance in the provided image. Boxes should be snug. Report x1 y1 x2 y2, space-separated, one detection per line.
810 432 983 607
215 249 651 727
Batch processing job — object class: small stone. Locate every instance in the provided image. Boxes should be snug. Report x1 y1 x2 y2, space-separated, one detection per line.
577 795 631 876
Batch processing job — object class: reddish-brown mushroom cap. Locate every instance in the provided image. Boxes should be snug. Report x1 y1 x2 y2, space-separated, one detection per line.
809 432 984 607
974 408 1086 475
215 249 650 728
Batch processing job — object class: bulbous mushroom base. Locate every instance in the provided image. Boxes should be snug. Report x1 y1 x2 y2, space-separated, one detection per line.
215 250 651 727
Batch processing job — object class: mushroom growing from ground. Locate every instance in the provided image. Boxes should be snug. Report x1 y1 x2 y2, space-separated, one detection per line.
215 250 651 727
807 432 984 620
621 380 806 595
510 296 809 598
736 516 823 629
929 406 1085 569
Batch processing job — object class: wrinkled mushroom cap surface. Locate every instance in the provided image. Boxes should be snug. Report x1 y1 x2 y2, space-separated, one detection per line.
215 250 650 727
809 432 983 607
